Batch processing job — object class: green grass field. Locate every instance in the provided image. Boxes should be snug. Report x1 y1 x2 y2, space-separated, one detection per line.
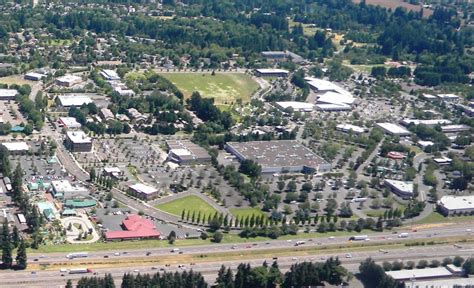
155 195 218 217
230 207 267 219
412 211 474 225
159 72 259 106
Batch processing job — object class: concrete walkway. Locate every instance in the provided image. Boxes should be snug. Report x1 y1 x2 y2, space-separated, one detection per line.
62 215 100 244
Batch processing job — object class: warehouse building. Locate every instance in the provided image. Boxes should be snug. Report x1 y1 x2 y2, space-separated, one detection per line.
336 124 365 134
315 103 352 111
275 101 314 112
166 140 211 165
1 142 30 154
255 68 289 77
65 131 92 152
128 183 159 200
375 123 411 136
0 89 18 100
386 267 459 282
225 140 331 174
261 51 304 63
437 195 474 216
400 119 452 127
57 94 93 107
56 75 83 87
437 93 460 102
50 180 89 200
100 107 114 121
384 179 414 198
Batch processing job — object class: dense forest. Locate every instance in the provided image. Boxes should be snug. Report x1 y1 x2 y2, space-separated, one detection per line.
0 0 472 86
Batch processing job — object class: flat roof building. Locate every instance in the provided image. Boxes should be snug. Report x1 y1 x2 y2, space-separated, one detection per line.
24 72 46 81
336 124 365 134
315 103 352 111
375 123 411 136
57 94 93 107
421 93 437 101
1 142 30 154
386 267 455 282
103 167 123 179
56 75 83 87
0 89 18 100
255 68 289 77
437 195 474 216
58 117 82 129
275 101 314 112
437 93 460 101
225 140 331 174
128 183 159 200
166 140 211 165
65 131 92 152
441 124 470 133
404 278 474 288
400 119 452 127
384 179 414 198
50 180 89 200
417 140 435 149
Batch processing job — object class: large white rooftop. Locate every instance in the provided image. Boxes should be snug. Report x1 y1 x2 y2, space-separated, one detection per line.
376 123 411 135
317 91 355 106
0 89 18 98
438 195 474 211
100 69 120 80
66 131 92 144
58 117 82 128
386 267 453 280
255 68 289 74
336 124 365 134
384 179 413 194
276 101 314 112
401 119 452 126
56 75 82 84
305 77 352 97
1 142 29 151
57 95 93 107
129 183 158 195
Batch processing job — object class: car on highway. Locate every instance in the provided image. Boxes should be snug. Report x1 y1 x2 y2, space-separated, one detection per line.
133 269 140 273
328 236 335 240
146 252 151 256
171 248 180 253
231 245 237 249
345 253 352 258
114 252 120 256
151 267 158 270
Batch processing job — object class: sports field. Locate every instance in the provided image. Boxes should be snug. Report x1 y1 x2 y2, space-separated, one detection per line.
155 195 218 217
159 72 259 106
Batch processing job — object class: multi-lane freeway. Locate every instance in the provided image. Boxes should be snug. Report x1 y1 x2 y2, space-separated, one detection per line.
2 241 473 288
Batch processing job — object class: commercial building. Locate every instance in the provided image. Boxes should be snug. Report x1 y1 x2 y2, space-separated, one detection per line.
384 179 414 198
65 131 92 152
100 69 120 81
375 123 411 136
57 94 93 107
105 214 161 241
225 140 331 174
455 104 474 117
275 101 314 112
261 51 304 63
404 278 474 288
24 72 46 81
100 107 114 121
433 156 452 165
37 202 58 221
336 124 365 134
112 83 135 97
102 167 123 179
417 140 435 149
386 267 458 282
437 93 460 102
441 124 470 133
166 140 212 165
1 142 30 154
421 93 437 101
400 119 452 127
305 77 352 97
58 117 82 129
128 183 159 200
315 103 352 111
386 151 406 160
255 68 289 77
50 180 89 200
0 89 18 100
56 75 83 87
437 195 474 216
127 108 147 123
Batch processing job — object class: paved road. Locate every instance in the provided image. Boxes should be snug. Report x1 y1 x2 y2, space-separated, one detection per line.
27 223 473 264
3 242 472 287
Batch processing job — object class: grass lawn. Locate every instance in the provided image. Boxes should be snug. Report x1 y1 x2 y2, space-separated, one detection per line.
159 72 259 107
412 211 474 225
364 209 387 218
0 76 34 85
155 195 218 217
230 207 266 219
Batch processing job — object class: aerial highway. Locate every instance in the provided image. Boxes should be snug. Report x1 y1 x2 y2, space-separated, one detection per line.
2 243 473 288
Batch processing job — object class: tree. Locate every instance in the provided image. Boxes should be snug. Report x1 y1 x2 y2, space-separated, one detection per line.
66 280 73 288
89 168 96 182
1 220 12 269
463 258 474 275
213 231 223 243
359 258 398 288
168 230 176 244
15 239 27 270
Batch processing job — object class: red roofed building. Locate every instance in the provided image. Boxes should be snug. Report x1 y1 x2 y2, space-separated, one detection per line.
105 214 161 241
386 151 406 160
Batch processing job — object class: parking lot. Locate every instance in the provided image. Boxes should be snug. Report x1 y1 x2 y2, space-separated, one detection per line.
0 101 27 126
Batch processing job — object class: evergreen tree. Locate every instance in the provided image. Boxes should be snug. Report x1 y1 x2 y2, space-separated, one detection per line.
15 238 27 270
1 220 13 268
89 168 96 182
11 226 20 248
181 210 186 221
